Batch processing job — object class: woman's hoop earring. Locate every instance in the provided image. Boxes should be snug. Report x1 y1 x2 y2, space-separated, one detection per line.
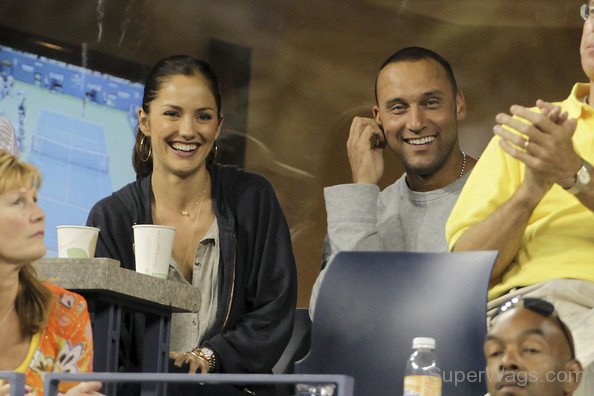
213 141 218 162
140 134 152 162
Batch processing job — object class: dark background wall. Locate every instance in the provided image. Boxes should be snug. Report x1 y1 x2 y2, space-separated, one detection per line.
0 0 586 306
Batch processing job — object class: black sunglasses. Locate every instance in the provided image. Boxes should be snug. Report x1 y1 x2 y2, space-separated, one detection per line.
490 297 575 359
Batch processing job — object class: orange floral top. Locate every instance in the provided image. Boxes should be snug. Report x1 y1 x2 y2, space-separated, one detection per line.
14 283 93 395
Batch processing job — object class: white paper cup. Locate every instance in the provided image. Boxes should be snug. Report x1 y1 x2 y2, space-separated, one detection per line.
56 225 100 258
132 225 175 279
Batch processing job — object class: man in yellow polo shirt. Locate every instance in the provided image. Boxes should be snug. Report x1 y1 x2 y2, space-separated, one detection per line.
446 3 594 395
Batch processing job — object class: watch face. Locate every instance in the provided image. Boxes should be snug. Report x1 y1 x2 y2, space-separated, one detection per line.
578 166 591 184
200 347 213 357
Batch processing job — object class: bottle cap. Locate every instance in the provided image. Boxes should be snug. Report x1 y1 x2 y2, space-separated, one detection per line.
412 337 435 350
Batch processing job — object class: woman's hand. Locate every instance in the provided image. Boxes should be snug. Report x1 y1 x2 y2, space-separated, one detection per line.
0 382 32 396
170 350 209 374
0 381 7 396
0 380 101 396
61 381 104 396
0 380 33 396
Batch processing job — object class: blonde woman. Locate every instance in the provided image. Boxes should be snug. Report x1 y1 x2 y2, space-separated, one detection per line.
0 151 102 396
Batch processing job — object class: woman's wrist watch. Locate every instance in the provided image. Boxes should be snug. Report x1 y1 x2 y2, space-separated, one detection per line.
192 346 216 372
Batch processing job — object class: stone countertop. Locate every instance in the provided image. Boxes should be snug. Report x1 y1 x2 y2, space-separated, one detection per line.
33 258 199 313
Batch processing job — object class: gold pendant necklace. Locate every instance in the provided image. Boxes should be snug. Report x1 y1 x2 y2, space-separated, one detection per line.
155 197 199 217
155 178 210 269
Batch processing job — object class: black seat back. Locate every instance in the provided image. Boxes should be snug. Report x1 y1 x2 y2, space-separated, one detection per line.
297 251 497 396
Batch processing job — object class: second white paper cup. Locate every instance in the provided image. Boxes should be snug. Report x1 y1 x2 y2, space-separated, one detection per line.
132 224 175 279
56 225 100 258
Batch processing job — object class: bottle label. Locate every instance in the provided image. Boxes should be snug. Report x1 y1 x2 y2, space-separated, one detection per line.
403 375 442 396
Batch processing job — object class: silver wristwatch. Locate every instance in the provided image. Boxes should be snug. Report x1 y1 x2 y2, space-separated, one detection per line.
565 159 592 195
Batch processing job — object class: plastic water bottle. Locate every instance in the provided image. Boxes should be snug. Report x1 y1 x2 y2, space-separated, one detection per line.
403 337 442 396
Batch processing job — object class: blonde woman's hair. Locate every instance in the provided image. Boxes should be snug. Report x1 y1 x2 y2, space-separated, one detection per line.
0 150 52 336
0 150 41 194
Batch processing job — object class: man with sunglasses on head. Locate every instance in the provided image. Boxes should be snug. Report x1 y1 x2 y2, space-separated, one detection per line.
485 297 583 396
310 46 478 316
447 4 594 395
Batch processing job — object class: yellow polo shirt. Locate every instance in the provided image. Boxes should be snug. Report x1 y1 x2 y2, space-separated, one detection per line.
446 83 594 300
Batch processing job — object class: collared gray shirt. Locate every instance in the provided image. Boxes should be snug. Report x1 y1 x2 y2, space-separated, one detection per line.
168 219 220 352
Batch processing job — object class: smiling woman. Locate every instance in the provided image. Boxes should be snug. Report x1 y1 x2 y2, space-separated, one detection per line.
86 55 297 395
0 150 101 396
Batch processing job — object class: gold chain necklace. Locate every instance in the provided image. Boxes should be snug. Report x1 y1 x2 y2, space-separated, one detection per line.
155 196 199 217
155 178 210 269
458 151 467 179
405 151 467 187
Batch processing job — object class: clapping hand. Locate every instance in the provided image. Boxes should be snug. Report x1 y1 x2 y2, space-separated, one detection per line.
493 100 581 198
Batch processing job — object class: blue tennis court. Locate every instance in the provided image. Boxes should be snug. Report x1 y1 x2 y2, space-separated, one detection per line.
28 110 111 256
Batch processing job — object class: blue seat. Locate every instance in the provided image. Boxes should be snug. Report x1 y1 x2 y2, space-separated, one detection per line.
272 308 312 395
273 308 312 375
297 251 497 396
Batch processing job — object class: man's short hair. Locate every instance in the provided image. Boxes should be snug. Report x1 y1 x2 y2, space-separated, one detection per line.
374 46 458 103
490 296 576 359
